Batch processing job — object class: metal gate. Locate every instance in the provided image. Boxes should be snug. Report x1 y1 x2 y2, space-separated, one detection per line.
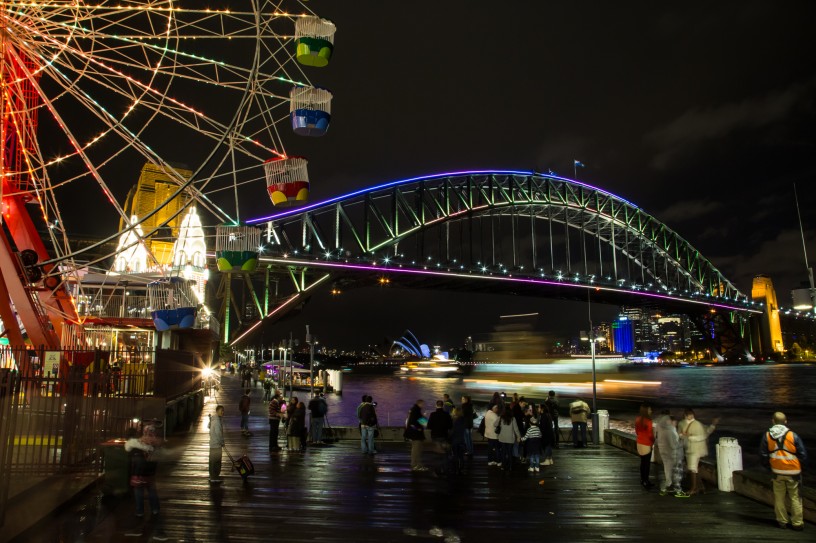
0 347 155 526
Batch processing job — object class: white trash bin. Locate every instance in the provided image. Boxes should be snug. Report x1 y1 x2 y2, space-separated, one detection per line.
716 437 743 492
596 410 610 443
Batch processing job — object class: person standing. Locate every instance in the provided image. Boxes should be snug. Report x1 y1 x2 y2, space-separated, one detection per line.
635 403 655 489
124 426 167 540
449 408 467 475
678 408 718 495
442 394 455 414
759 412 807 531
208 405 225 483
307 393 328 444
287 401 306 451
655 411 688 496
545 390 560 448
239 389 252 437
496 409 522 471
460 395 475 456
569 398 590 448
405 400 427 471
537 404 555 466
258 367 267 395
359 395 378 455
268 391 282 452
427 400 453 445
484 404 501 467
521 417 543 473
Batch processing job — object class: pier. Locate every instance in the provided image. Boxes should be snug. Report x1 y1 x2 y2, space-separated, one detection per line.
10 373 812 543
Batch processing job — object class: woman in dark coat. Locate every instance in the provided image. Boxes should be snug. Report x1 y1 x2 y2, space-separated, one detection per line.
537 404 555 465
405 400 427 471
287 401 306 451
460 395 475 455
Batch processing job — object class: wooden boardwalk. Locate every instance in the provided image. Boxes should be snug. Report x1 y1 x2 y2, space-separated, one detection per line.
14 374 812 543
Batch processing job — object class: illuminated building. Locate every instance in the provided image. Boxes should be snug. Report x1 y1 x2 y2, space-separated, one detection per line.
751 275 783 353
612 317 635 354
120 163 194 267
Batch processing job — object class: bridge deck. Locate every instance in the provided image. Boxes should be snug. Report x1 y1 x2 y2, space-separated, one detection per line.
13 374 810 543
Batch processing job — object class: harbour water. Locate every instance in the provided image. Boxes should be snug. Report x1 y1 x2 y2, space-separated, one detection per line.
313 362 815 478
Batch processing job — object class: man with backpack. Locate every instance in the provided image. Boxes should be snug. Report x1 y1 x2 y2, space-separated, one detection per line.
307 393 328 444
358 395 378 455
759 412 807 531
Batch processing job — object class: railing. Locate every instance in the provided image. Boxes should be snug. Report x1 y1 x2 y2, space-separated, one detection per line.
0 349 158 527
75 294 151 320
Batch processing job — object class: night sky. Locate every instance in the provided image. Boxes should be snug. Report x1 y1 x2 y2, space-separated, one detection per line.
248 1 816 349
47 2 816 349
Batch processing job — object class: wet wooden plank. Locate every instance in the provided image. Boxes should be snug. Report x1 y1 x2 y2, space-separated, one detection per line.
13 373 812 543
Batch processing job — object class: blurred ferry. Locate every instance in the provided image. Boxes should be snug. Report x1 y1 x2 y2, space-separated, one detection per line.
398 356 461 378
462 313 658 397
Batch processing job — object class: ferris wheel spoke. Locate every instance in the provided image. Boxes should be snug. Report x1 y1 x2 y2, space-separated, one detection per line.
3 0 336 270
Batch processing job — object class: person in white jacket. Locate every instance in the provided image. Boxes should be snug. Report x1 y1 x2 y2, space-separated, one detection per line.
484 404 501 467
655 411 688 497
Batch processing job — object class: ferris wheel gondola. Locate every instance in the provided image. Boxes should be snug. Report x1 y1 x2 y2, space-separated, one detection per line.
0 1 337 350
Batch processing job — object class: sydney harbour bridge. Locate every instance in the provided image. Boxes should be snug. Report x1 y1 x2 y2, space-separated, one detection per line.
219 170 796 357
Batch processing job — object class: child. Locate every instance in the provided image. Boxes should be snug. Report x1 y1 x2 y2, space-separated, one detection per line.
521 417 543 472
125 427 154 486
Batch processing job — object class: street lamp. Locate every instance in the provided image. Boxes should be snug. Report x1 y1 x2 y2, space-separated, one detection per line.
279 344 288 397
581 290 599 444
306 325 315 398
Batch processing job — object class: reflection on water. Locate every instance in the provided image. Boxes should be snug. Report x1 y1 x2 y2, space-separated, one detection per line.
322 363 816 427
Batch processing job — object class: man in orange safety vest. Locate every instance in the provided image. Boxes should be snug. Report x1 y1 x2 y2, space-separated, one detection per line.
759 412 808 531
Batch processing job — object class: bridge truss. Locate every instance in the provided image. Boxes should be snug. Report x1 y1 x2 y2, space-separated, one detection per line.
224 170 762 346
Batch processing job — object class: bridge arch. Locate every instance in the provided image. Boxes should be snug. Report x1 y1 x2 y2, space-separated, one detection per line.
246 170 752 311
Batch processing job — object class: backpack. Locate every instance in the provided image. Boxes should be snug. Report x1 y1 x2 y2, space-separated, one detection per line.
239 395 250 412
477 417 486 436
360 404 377 426
316 399 328 416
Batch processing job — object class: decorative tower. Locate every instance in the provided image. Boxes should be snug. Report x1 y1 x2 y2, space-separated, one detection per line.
751 275 783 354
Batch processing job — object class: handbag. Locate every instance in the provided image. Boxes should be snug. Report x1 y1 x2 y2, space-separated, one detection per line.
374 428 380 438
130 475 149 487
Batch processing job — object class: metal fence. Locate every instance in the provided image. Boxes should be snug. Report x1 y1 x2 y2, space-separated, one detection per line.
0 349 157 527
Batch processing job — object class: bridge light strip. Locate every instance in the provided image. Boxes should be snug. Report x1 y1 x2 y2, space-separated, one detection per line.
259 258 762 314
229 274 331 346
246 170 637 225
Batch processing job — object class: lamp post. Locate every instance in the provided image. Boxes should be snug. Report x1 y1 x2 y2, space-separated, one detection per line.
306 325 315 398
585 290 599 444
279 343 290 398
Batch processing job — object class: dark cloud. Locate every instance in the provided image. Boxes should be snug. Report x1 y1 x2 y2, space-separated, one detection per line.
656 200 724 224
646 82 813 169
709 228 815 297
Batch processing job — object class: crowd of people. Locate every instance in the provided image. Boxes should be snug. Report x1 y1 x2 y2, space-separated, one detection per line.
121 369 809 537
403 392 563 475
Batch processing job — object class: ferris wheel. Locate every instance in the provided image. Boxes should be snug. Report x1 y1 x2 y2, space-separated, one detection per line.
0 0 336 275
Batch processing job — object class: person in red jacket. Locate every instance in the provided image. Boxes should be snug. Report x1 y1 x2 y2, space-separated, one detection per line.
635 403 655 489
759 412 808 531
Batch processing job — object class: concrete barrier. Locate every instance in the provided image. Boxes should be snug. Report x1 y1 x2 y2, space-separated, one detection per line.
733 469 816 524
604 429 814 523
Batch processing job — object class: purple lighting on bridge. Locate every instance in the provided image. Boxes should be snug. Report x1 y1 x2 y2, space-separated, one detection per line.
246 169 638 224
260 258 761 314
